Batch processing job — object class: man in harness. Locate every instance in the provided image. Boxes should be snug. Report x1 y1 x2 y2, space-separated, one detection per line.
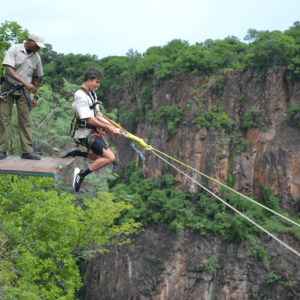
0 32 46 160
63 67 121 192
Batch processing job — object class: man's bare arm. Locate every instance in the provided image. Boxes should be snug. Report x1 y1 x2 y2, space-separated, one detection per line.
85 117 121 135
5 66 37 93
32 76 39 96
31 76 39 109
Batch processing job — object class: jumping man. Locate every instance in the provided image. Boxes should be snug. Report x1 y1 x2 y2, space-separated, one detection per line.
63 67 121 192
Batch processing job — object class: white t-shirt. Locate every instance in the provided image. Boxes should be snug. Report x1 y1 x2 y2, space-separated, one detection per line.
72 89 100 139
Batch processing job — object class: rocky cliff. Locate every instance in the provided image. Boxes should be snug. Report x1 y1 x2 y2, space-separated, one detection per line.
112 68 300 206
80 225 300 300
78 68 300 299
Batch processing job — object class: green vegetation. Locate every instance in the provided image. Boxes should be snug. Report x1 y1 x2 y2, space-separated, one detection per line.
196 254 220 275
0 21 29 63
286 104 300 126
148 105 183 135
164 164 170 172
266 272 281 284
215 110 236 133
7 80 79 155
140 86 153 115
2 20 300 296
46 21 300 96
211 76 224 98
0 175 141 298
242 108 261 130
119 103 140 133
239 94 245 103
226 152 236 187
235 133 250 154
108 161 300 244
190 89 235 133
2 21 300 102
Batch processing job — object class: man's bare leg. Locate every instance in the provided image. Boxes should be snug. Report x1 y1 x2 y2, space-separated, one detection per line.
87 148 115 172
73 148 115 192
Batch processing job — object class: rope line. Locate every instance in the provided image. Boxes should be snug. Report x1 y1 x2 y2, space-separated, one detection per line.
151 150 300 258
152 148 300 228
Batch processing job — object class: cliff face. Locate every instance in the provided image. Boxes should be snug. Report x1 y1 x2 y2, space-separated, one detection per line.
81 225 300 300
79 68 300 299
112 67 300 209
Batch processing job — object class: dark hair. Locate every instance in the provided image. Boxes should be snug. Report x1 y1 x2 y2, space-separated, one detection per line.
84 67 105 82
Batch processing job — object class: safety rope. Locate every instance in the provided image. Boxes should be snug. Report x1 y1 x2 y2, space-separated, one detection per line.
151 148 300 229
102 115 126 132
99 114 300 229
151 150 300 258
11 123 60 152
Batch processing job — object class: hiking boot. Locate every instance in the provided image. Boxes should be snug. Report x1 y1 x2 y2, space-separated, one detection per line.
73 167 84 192
21 152 41 160
0 152 7 160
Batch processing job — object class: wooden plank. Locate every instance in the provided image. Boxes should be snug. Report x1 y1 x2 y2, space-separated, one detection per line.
0 157 37 171
0 156 75 181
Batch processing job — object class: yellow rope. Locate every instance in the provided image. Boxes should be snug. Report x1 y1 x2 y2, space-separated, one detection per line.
151 150 300 258
102 115 127 132
101 114 300 228
152 148 300 228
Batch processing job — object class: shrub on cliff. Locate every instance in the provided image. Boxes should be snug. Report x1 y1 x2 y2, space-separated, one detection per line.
242 108 261 130
140 85 153 115
286 104 300 126
148 105 183 135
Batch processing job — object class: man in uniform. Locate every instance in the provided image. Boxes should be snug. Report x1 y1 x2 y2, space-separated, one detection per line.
63 67 121 192
0 32 46 160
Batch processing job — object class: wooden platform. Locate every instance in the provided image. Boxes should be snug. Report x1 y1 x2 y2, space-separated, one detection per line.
0 156 76 181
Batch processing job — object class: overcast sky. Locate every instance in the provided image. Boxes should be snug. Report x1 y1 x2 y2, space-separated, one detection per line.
1 0 299 59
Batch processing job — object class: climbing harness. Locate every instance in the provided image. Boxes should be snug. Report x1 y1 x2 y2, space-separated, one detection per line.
69 87 105 138
0 86 19 101
0 77 32 110
99 115 300 258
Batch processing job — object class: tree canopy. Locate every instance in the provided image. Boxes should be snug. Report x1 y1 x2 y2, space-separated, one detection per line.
1 20 300 100
0 175 141 298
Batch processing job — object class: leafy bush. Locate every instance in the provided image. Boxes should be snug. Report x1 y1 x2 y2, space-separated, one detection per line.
261 187 280 212
242 108 261 130
252 246 268 260
215 111 236 133
148 105 183 135
239 94 245 103
164 164 170 172
235 133 250 153
119 103 140 133
140 86 153 114
286 104 300 126
193 112 214 129
197 254 220 275
211 75 224 98
266 272 281 284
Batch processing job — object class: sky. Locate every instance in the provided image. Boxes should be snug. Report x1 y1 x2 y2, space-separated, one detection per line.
1 0 299 59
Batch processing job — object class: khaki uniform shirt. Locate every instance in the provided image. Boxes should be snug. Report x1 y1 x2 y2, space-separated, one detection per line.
72 89 101 139
2 43 44 86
